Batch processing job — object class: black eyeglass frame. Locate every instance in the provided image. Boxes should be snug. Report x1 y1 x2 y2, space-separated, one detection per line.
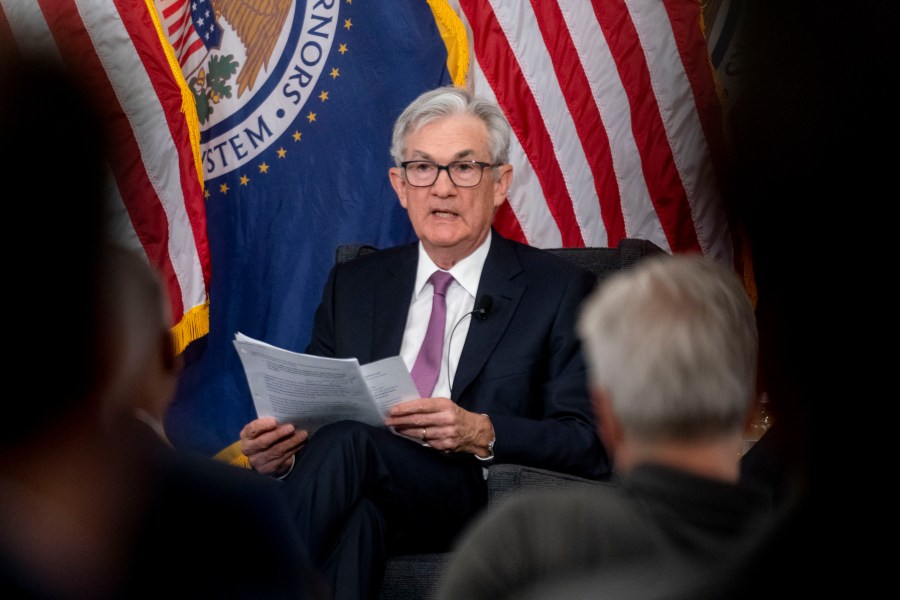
400 160 502 188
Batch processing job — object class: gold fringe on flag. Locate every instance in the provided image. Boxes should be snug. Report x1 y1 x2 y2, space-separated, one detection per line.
214 440 252 468
145 0 210 353
427 0 469 87
170 299 210 356
144 0 204 192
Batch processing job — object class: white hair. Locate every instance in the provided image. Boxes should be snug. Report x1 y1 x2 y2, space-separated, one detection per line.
576 253 758 442
389 85 511 168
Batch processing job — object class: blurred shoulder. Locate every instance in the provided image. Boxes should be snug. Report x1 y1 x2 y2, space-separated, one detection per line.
491 484 634 525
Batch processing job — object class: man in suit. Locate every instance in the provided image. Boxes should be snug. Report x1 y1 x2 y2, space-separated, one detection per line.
240 85 610 599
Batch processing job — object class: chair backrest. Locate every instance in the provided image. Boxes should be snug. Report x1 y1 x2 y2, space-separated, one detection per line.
335 238 666 283
335 243 379 264
543 238 665 283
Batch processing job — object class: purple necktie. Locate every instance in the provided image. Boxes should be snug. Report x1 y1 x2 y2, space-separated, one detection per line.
410 270 454 398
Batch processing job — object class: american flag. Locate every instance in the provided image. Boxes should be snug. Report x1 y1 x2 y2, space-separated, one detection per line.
0 0 211 353
153 0 220 78
453 0 735 266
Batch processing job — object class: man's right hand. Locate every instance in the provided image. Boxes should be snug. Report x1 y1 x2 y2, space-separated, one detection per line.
240 417 308 477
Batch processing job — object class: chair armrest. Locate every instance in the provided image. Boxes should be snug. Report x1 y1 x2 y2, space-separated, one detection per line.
379 553 449 600
486 463 617 508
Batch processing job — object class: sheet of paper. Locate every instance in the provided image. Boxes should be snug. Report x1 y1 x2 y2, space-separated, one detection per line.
360 356 421 413
233 332 419 436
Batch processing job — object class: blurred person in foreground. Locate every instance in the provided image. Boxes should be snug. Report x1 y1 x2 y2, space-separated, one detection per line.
435 253 772 600
0 51 130 599
101 244 329 599
0 54 326 599
239 85 610 600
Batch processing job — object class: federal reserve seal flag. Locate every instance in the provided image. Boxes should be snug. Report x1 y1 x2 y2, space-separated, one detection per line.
157 0 457 458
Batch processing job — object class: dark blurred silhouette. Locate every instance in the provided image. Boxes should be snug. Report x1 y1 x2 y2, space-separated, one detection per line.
0 52 127 599
1 52 109 436
102 244 329 599
0 54 327 600
690 2 888 593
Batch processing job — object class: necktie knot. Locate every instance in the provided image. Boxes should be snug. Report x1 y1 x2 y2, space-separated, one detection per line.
430 270 453 296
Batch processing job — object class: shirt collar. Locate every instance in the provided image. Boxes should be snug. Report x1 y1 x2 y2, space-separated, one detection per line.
414 234 492 300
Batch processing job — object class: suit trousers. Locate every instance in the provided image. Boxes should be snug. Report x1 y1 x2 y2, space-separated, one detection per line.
279 420 488 600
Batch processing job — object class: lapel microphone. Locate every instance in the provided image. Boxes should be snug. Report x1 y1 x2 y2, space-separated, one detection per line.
473 295 493 320
446 295 494 393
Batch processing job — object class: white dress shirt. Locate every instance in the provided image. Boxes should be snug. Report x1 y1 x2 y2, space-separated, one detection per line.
399 235 491 398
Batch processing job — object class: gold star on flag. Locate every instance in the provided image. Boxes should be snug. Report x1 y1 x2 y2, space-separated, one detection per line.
330 67 340 79
292 131 302 141
344 19 352 30
338 43 348 55
258 162 269 173
319 90 329 102
239 175 250 186
277 147 287 158
307 111 317 123
219 183 229 194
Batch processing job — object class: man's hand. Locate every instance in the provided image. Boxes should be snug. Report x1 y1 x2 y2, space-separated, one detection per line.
385 398 493 457
240 417 308 477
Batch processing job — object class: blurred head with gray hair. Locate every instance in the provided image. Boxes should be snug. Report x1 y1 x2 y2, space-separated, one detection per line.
576 253 758 475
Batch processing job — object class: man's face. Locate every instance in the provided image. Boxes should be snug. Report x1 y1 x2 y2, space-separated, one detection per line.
389 114 512 268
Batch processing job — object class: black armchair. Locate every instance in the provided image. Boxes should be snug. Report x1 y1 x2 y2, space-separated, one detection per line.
333 238 666 600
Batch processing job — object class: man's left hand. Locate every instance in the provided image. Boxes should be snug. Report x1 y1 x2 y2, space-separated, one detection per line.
385 397 493 456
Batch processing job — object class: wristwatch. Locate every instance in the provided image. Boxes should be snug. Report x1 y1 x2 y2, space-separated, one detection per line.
475 414 495 462
475 438 495 462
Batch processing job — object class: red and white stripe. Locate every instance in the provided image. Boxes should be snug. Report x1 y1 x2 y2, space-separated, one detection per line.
0 0 211 347
153 0 208 76
456 0 733 264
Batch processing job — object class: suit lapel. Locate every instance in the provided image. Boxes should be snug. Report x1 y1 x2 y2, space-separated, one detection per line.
371 244 418 361
452 232 525 401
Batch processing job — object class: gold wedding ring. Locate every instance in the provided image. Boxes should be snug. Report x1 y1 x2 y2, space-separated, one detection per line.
421 428 427 441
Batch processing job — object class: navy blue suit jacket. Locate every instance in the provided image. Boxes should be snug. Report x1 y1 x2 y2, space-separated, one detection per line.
307 230 610 480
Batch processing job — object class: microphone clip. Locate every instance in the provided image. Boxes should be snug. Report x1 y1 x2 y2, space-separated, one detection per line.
474 295 493 320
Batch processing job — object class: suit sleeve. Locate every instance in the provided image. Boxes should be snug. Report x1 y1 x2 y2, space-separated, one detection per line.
305 264 338 358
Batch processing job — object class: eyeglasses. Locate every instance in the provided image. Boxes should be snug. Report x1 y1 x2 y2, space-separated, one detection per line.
400 160 501 188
